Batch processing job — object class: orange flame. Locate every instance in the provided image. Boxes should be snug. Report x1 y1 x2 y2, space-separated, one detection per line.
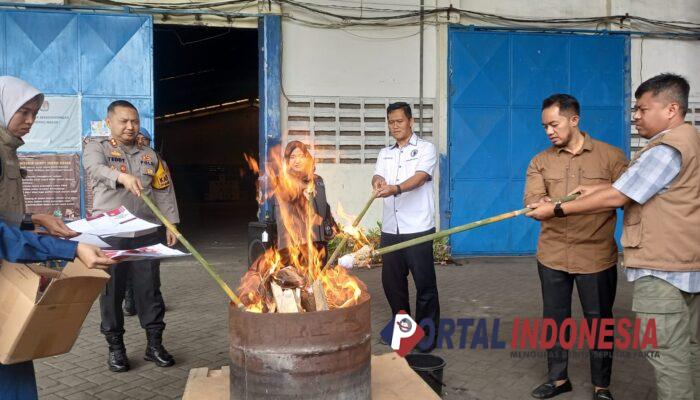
243 153 259 175
238 145 365 312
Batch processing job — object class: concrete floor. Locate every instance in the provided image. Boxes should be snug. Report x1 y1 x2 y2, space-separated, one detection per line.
34 205 657 399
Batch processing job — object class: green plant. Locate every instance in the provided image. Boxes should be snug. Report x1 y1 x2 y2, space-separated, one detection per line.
433 236 453 265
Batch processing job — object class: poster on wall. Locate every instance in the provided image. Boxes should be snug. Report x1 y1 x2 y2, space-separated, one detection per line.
19 96 82 153
19 154 81 220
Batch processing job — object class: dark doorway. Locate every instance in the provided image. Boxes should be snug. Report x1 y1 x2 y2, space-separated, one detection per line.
153 25 259 243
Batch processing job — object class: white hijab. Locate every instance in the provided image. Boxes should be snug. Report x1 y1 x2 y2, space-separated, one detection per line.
0 76 44 129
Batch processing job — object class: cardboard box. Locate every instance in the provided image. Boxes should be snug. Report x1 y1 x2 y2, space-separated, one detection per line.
182 354 440 400
0 260 109 364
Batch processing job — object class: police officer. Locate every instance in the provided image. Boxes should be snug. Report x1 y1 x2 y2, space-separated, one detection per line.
83 100 180 372
372 102 440 351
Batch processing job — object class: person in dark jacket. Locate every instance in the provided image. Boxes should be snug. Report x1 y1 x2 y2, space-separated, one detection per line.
272 141 338 265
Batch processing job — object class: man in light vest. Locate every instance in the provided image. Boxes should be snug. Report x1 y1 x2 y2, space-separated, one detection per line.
527 73 699 400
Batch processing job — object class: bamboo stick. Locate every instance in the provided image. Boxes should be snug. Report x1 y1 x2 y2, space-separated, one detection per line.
375 194 580 257
140 194 244 308
304 187 316 281
325 192 378 268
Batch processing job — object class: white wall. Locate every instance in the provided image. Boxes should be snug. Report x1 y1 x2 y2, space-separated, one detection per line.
280 1 440 229
281 6 437 98
315 164 384 231
459 0 609 18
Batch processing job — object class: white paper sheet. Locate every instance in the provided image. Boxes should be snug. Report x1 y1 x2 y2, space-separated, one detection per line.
70 233 111 248
104 243 189 262
67 206 159 237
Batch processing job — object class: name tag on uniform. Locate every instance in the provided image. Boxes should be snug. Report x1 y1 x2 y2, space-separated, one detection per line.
141 155 154 165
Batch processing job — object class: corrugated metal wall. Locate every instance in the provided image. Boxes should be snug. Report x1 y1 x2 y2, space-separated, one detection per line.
1 9 153 216
447 28 630 255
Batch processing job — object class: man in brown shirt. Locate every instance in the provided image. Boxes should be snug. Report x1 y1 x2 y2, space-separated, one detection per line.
528 75 700 400
525 94 627 400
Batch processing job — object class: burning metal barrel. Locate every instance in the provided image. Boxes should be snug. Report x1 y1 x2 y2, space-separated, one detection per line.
228 292 371 399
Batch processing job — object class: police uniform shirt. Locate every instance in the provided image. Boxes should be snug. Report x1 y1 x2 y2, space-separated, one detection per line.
83 137 179 227
374 133 436 234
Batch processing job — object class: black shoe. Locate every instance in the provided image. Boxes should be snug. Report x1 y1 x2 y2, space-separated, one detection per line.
531 380 572 399
144 329 175 367
108 349 130 372
123 296 136 316
593 389 613 400
105 333 130 372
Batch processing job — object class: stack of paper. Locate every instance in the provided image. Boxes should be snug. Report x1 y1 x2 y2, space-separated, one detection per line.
67 206 161 248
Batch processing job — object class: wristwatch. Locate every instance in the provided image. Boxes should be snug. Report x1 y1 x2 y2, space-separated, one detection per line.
394 185 402 197
553 202 566 218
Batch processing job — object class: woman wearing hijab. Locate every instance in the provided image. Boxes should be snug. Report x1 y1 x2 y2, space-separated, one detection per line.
0 76 114 400
0 76 77 235
272 141 338 264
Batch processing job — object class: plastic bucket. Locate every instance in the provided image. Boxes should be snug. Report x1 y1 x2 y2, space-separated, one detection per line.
405 354 446 397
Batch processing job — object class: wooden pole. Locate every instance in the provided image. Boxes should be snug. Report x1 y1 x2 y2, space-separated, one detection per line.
140 194 244 308
325 192 378 268
375 194 580 257
304 187 316 281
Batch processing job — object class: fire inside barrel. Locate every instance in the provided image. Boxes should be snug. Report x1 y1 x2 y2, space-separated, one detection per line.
230 148 372 399
238 148 368 313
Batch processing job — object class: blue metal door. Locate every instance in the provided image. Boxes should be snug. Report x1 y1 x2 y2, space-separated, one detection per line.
1 9 153 217
447 28 630 255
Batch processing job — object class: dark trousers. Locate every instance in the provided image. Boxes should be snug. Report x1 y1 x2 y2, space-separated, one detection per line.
381 228 440 331
538 262 617 387
0 362 37 400
100 231 166 335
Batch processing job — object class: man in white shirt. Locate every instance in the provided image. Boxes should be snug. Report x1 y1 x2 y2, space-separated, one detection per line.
372 102 439 351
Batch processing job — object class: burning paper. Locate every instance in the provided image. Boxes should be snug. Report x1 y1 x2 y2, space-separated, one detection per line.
338 245 373 269
237 149 366 313
103 243 189 262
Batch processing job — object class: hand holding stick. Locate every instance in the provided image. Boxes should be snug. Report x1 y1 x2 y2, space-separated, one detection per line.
339 194 580 268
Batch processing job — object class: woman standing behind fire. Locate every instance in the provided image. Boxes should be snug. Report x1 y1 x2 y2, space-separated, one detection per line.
272 141 338 265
